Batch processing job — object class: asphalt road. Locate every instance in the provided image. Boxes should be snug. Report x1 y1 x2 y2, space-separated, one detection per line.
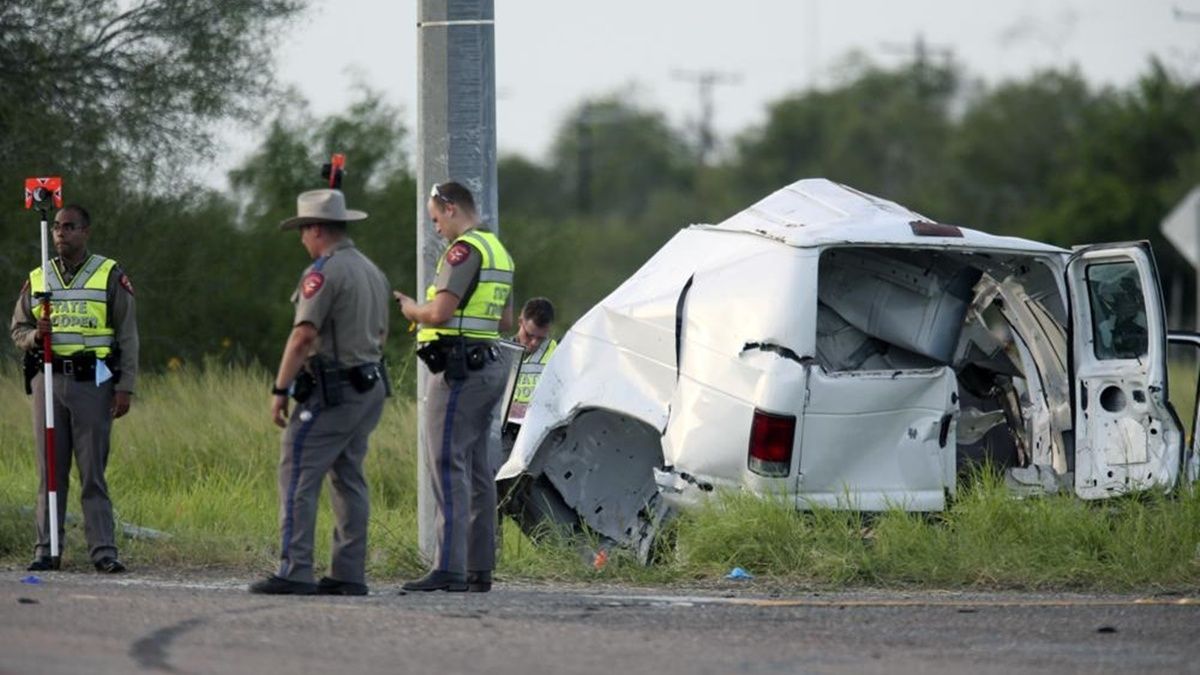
1 570 1198 675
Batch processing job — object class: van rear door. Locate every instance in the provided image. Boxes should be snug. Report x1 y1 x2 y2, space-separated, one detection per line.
1066 242 1183 498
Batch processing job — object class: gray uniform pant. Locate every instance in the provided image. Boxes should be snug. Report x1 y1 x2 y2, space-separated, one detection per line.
423 356 506 575
31 372 117 562
277 381 385 584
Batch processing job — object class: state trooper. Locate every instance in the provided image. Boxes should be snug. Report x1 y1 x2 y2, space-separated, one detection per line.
394 181 514 593
505 297 558 430
250 189 390 596
10 204 139 573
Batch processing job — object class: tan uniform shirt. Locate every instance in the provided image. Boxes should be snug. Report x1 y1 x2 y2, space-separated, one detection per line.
431 239 483 301
292 238 389 367
9 253 140 393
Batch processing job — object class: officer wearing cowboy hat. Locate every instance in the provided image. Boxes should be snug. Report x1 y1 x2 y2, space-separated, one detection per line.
250 189 391 596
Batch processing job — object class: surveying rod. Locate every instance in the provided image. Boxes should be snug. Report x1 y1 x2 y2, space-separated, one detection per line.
25 177 63 559
39 205 57 558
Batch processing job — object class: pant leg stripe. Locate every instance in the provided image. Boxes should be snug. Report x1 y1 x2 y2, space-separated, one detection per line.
439 380 463 571
279 408 321 577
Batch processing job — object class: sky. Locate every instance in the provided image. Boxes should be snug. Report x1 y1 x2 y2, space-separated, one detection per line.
209 0 1200 185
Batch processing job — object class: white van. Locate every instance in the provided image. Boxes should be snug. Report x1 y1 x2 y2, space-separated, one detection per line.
497 178 1200 557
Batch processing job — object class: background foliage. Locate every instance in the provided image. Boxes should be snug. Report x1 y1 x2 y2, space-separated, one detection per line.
1 6 1199 375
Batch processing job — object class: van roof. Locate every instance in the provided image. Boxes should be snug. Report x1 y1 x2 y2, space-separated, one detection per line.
695 178 1068 255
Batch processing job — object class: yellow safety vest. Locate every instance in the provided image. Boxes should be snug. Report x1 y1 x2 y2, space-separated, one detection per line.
418 229 514 342
512 338 557 405
29 255 117 358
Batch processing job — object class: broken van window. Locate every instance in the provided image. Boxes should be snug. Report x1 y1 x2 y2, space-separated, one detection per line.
1085 262 1148 360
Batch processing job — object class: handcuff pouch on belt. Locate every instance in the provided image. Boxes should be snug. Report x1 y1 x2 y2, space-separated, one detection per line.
417 339 494 381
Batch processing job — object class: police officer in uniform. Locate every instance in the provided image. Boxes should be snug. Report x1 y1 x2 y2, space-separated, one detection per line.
394 181 514 593
506 297 558 428
10 204 138 573
249 189 390 596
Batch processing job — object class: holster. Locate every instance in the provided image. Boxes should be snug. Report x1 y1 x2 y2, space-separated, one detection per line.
292 370 317 404
314 357 345 407
379 358 393 398
22 352 38 395
416 342 448 374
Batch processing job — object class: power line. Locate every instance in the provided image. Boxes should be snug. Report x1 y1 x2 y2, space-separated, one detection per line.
672 69 741 164
1174 5 1200 22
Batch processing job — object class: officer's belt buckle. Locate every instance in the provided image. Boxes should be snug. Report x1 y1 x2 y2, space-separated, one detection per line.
61 360 74 375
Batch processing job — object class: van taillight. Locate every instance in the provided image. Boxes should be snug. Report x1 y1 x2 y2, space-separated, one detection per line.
748 409 795 477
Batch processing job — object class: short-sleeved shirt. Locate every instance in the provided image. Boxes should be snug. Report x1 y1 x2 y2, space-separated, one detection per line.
291 238 389 366
430 240 483 305
9 252 140 392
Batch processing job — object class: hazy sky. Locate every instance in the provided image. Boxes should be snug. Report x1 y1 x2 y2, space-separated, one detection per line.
213 1 1200 183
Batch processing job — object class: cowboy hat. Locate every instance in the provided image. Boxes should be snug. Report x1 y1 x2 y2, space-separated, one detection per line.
278 189 368 230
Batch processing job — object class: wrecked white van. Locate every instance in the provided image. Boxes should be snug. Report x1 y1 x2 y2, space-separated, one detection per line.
496 178 1200 557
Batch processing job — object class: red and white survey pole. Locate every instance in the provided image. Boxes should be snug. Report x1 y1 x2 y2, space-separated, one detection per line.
24 177 63 559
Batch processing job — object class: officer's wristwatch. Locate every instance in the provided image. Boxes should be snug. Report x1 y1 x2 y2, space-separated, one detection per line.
271 383 290 396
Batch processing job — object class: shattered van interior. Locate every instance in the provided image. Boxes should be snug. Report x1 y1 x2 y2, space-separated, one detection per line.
497 178 1199 558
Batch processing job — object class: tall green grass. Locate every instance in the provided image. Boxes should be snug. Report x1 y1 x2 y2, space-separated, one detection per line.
671 471 1200 590
1 365 1197 590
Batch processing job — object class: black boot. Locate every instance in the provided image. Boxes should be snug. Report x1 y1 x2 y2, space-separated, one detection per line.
94 557 127 574
467 570 492 593
401 570 468 592
27 556 61 572
248 575 317 595
317 576 369 596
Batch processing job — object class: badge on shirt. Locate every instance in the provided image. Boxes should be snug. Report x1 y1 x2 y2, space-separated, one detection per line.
445 242 471 266
118 273 135 296
301 271 325 299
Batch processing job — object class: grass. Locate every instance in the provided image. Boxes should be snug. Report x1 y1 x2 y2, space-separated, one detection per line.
1 364 1198 591
669 472 1200 590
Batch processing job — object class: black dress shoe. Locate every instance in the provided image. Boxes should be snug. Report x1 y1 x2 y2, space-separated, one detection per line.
27 556 61 572
401 570 468 592
94 557 127 574
248 575 317 595
467 570 492 593
317 576 368 596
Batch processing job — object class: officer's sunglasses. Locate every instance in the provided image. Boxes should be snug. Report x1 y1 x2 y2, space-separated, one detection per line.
51 221 82 233
430 184 453 205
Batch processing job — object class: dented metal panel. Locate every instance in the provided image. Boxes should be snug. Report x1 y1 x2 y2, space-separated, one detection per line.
1067 244 1183 499
796 365 958 511
497 178 1193 558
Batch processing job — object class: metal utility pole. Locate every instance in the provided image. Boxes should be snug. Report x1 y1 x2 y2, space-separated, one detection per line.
672 69 740 164
416 0 497 560
573 102 637 213
881 33 953 96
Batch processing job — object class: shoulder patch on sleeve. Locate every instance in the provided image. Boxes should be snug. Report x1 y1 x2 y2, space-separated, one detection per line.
301 271 325 299
445 242 472 266
118 273 135 296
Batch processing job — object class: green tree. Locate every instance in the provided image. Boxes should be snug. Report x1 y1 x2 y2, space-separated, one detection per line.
0 1 308 369
547 95 695 219
943 69 1096 232
0 0 305 176
226 89 417 368
731 54 960 214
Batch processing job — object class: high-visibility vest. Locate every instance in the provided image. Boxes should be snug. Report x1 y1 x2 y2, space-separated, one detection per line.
418 229 514 342
29 255 117 357
512 338 557 405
